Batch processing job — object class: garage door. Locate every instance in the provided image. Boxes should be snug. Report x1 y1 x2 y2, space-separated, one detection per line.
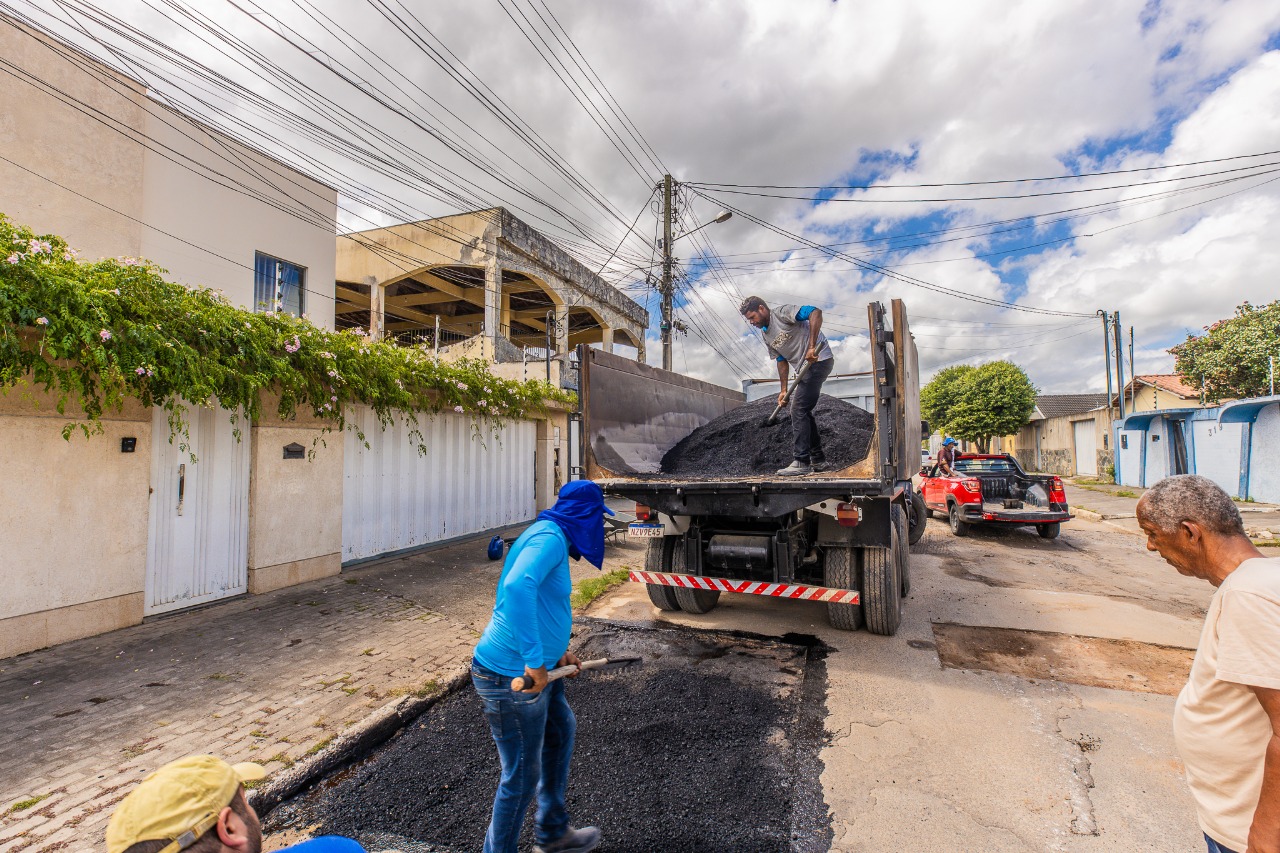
1073 420 1097 477
343 406 537 562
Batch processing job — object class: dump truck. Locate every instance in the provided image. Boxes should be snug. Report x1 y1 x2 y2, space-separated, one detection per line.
577 300 922 635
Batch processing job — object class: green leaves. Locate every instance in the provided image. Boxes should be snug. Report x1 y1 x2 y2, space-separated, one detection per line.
0 215 575 448
1170 300 1280 400
920 361 1037 452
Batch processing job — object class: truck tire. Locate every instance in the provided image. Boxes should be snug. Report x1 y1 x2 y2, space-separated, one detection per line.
823 545 863 631
893 504 911 596
863 522 903 636
644 538 680 611
1036 522 1061 540
670 543 720 614
948 502 971 537
907 492 927 547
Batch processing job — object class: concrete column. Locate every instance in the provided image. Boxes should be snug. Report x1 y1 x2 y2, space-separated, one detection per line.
484 248 501 350
365 275 384 341
500 290 512 341
555 304 569 354
601 326 615 354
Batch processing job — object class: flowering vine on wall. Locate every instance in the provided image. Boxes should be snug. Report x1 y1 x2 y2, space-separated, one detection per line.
0 215 575 454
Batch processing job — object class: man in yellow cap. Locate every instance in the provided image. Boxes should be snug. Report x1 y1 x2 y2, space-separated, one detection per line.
106 755 365 853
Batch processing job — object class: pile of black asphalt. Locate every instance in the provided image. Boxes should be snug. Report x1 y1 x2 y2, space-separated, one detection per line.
265 624 831 853
660 394 875 477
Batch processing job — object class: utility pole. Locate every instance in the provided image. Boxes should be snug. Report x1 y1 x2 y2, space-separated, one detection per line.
660 174 674 372
1128 326 1135 411
1113 309 1127 419
1099 311 1114 415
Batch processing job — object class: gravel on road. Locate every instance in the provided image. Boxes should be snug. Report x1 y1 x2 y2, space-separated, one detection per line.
265 622 831 853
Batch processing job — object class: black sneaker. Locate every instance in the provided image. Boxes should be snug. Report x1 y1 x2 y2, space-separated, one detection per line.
534 826 602 853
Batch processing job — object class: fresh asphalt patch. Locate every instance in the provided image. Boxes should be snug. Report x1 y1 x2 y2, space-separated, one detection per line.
264 620 833 853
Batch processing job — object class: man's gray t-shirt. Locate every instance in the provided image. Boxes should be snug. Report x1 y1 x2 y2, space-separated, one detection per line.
761 304 833 370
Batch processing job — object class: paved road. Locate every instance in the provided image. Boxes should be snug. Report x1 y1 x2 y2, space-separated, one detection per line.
592 514 1215 852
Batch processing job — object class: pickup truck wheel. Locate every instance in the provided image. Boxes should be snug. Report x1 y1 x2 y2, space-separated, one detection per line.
1036 522 1061 540
948 503 971 537
669 544 720 614
644 538 680 611
907 492 927 547
863 522 903 636
893 504 912 596
823 545 863 631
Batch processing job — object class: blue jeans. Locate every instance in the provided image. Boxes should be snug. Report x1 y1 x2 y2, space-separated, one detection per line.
472 662 576 853
1205 833 1239 853
791 357 834 463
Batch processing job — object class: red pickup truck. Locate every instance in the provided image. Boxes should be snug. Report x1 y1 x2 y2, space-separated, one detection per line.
919 453 1070 539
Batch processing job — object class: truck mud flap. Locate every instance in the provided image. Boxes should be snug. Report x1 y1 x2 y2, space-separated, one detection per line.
631 571 860 604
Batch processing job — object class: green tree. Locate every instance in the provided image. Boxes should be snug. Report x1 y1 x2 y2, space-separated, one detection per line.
924 361 1037 452
1170 300 1280 400
920 364 976 437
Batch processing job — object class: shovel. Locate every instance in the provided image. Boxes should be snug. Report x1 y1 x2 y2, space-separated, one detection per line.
763 360 811 427
511 656 642 692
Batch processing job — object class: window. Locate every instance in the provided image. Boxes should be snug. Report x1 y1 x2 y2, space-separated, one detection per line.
954 458 1016 474
254 253 305 318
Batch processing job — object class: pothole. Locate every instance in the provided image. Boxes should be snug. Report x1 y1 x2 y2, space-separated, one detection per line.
264 620 833 852
931 622 1194 695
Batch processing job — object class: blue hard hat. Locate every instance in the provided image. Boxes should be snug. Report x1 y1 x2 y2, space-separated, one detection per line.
943 437 957 446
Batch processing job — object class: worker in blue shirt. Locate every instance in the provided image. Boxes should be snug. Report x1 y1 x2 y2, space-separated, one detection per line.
740 295 836 475
471 480 613 853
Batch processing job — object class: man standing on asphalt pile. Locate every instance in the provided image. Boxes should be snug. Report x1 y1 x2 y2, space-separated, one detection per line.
1136 475 1280 853
106 755 364 853
470 480 612 853
739 295 835 476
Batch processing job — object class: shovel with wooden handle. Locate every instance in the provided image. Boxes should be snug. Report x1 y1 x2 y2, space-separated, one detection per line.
510 656 642 692
763 359 811 427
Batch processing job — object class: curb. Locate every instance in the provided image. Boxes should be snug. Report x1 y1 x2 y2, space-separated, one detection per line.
248 663 472 819
1071 507 1142 537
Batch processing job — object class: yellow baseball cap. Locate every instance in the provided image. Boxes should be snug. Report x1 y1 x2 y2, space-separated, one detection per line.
106 755 267 853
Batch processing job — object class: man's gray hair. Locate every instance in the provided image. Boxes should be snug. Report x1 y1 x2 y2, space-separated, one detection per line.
1141 474 1244 536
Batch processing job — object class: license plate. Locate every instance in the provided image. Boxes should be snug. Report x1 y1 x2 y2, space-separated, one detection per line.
628 523 664 538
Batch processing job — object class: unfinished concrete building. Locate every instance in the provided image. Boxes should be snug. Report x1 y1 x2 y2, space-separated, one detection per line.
335 208 649 384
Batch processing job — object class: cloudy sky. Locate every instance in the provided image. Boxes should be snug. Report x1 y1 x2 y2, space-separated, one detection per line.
12 0 1280 393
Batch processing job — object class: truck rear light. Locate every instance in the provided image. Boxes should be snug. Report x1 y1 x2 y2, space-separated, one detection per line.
635 503 653 522
835 502 862 527
960 478 981 494
1050 476 1066 501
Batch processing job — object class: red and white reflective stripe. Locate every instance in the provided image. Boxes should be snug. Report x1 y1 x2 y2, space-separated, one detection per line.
629 571 859 604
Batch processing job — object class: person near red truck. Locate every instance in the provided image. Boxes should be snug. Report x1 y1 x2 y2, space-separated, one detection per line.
937 436 959 476
470 480 613 853
1136 475 1280 853
739 295 835 476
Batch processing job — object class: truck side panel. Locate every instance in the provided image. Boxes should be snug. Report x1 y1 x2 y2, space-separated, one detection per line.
580 348 744 478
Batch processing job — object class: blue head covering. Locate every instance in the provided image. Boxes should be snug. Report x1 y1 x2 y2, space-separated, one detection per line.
537 480 615 570
943 437 957 446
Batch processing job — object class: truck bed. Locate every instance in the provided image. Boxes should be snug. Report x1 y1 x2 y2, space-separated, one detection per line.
600 476 889 518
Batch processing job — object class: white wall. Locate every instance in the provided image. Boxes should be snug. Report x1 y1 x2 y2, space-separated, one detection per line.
142 106 338 327
1250 404 1280 503
1190 418 1243 496
1117 428 1145 486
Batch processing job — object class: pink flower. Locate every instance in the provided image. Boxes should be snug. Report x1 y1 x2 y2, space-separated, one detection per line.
284 335 301 354
99 329 112 341
327 370 338 378
330 395 337 402
35 316 48 326
62 251 75 261
453 405 464 413
135 367 147 375
456 381 468 390
5 253 18 264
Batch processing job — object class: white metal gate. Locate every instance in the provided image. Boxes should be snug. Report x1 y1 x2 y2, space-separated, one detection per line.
343 407 537 563
145 405 251 615
1073 420 1097 477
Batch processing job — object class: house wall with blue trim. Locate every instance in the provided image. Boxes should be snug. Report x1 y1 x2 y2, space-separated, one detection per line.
1113 396 1280 503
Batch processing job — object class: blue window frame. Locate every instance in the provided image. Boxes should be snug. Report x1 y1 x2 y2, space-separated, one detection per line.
254 252 305 318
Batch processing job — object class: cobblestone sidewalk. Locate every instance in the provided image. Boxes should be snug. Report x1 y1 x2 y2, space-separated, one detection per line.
0 533 645 852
